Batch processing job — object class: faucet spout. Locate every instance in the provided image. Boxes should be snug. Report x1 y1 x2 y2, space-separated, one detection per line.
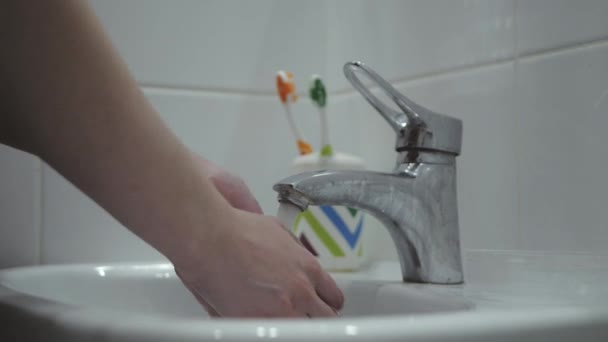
274 165 463 284
274 61 464 284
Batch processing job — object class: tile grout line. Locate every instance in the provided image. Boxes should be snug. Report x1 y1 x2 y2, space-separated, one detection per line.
140 84 274 98
139 57 515 100
516 36 608 62
331 57 516 96
140 37 608 100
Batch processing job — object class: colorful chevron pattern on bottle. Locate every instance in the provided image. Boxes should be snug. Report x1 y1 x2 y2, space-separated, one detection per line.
292 205 365 270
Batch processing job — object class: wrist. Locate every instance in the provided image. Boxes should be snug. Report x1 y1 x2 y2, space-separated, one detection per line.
160 192 236 273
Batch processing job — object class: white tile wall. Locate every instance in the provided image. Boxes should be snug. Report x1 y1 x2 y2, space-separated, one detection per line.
41 166 165 264
516 0 608 55
90 0 515 93
0 146 41 268
325 0 515 91
516 42 608 253
2 0 608 267
89 0 330 93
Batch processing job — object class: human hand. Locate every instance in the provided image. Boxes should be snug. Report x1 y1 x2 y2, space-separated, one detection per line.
174 208 344 318
182 154 262 316
193 155 263 214
177 153 344 318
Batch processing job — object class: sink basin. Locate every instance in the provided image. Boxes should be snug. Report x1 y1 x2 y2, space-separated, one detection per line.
1 258 608 341
0 263 470 319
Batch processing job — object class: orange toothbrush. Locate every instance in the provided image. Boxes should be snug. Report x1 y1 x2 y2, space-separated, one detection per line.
276 71 313 155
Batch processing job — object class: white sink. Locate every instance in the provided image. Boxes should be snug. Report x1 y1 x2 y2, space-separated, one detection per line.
0 263 470 319
1 256 608 341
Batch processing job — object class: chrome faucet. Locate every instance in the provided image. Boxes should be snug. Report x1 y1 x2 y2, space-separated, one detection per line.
274 62 463 284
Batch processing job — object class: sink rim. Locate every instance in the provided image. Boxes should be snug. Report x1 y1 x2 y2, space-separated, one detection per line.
2 262 608 341
0 262 475 319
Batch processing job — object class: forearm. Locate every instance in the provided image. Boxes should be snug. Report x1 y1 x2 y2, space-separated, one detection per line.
0 0 230 264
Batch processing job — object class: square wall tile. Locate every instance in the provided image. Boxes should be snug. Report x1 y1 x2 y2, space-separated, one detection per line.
91 0 515 94
355 61 520 254
516 43 608 252
326 0 515 91
0 146 41 268
90 0 329 93
516 0 608 55
41 165 165 264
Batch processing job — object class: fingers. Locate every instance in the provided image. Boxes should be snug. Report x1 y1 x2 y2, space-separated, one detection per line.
210 172 264 214
192 154 263 214
173 205 343 319
305 297 339 318
300 256 345 311
315 270 345 311
192 290 221 317
288 276 338 319
175 268 221 317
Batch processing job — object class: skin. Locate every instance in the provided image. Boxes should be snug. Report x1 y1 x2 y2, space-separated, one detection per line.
0 0 343 318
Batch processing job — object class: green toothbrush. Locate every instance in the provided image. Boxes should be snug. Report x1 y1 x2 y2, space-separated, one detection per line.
309 75 333 158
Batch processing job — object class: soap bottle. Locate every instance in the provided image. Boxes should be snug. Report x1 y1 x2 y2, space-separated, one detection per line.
289 151 366 271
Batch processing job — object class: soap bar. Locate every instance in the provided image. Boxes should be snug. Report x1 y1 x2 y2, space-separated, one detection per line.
289 151 366 271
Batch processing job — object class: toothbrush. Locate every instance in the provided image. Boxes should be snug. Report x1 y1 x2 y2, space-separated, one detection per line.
276 70 313 155
309 75 333 158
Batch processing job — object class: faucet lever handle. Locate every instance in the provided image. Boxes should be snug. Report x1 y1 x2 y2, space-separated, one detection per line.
343 61 462 155
343 61 425 133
